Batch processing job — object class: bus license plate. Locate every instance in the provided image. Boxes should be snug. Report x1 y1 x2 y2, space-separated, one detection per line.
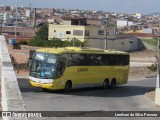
37 83 42 87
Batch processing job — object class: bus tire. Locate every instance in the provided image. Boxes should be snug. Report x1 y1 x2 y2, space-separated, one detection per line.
64 80 72 92
42 88 49 92
110 78 116 89
103 79 109 89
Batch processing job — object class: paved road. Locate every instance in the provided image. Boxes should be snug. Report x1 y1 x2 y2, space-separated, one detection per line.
17 77 160 112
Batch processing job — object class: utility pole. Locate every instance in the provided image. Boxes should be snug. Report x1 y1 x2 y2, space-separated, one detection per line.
105 30 109 50
102 24 109 50
155 22 160 106
104 31 107 50
157 36 160 88
15 0 18 39
0 13 3 35
33 8 36 27
29 3 32 27
72 38 75 47
0 19 2 35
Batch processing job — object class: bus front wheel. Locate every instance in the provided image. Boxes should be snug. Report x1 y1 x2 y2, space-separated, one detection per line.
64 80 72 92
103 79 109 89
110 78 116 88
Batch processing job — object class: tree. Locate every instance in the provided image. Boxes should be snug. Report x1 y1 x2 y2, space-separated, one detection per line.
33 23 48 41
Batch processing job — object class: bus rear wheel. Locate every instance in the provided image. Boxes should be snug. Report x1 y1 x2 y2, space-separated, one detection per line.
110 78 116 88
103 79 109 89
64 80 72 92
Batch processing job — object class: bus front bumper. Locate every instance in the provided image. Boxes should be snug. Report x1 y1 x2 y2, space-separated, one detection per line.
29 80 63 90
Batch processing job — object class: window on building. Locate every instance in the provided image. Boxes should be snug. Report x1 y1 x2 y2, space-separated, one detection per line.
85 30 90 36
66 31 71 34
73 30 83 36
98 30 104 35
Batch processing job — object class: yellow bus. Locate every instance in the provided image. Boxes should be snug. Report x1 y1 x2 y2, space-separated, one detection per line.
29 47 130 92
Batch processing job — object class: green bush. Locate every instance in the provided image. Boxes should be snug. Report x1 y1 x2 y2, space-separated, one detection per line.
28 39 48 47
28 38 84 47
147 63 157 72
18 40 28 45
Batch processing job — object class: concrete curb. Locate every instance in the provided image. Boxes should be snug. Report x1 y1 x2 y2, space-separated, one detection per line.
0 35 28 120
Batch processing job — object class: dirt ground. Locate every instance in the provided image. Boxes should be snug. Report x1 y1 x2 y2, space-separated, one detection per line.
129 49 157 58
129 66 157 79
7 44 157 78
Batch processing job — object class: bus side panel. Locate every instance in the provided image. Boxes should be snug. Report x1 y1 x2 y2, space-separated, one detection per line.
62 66 109 87
112 66 129 85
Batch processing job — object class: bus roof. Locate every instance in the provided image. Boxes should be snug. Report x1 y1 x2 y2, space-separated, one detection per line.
36 47 129 55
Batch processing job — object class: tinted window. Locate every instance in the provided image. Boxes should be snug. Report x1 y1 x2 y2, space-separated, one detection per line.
103 55 129 66
67 53 129 66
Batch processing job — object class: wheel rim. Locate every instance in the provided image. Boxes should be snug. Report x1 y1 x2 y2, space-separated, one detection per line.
103 80 109 89
65 81 72 92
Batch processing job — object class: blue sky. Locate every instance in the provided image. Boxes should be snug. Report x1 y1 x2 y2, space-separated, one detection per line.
0 0 160 14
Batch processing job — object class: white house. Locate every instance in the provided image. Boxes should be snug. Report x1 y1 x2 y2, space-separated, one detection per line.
3 12 10 21
117 20 134 28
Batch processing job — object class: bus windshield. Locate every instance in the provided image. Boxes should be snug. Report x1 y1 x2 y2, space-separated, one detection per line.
30 52 58 79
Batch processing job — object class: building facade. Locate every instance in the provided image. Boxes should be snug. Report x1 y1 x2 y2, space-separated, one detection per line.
48 18 107 42
86 36 139 51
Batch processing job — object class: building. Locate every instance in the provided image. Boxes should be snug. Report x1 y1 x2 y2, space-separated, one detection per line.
0 13 4 20
48 18 139 51
26 9 30 17
133 13 142 19
1 26 36 37
48 18 107 42
142 28 153 34
3 12 10 21
86 35 139 51
0 12 10 21
117 20 134 28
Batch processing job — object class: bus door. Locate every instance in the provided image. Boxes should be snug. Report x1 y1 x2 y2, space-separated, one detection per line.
55 54 67 81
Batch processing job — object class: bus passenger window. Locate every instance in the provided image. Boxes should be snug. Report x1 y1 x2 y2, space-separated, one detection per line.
67 54 79 66
101 56 109 65
78 54 86 66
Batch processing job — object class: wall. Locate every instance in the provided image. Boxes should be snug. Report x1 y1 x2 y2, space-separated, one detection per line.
143 28 153 34
48 24 86 41
48 24 107 42
1 26 36 37
86 36 139 51
0 35 27 120
63 20 71 25
117 20 128 28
